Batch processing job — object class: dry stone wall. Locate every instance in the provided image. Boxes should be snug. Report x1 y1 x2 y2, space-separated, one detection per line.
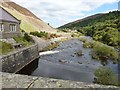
1 44 39 73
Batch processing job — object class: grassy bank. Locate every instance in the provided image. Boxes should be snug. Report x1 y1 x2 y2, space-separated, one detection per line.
0 33 34 55
14 33 33 47
0 41 13 55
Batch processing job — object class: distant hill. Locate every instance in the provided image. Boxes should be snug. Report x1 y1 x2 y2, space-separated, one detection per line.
59 11 120 47
0 0 56 33
58 14 104 29
58 11 119 30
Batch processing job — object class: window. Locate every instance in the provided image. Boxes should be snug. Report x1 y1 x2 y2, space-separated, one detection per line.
0 23 4 32
10 24 16 32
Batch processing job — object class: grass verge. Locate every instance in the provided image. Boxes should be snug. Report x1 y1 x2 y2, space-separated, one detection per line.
14 33 33 47
0 41 13 55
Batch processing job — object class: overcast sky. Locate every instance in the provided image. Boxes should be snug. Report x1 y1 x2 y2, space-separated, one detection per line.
11 0 119 28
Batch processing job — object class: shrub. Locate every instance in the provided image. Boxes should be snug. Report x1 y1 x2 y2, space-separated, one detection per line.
83 41 93 48
14 35 33 47
61 29 69 33
30 31 48 38
94 67 119 86
30 31 58 39
79 37 87 43
91 41 119 61
42 42 59 51
23 33 33 42
49 33 58 38
0 41 13 55
30 31 40 37
21 29 25 32
71 33 79 37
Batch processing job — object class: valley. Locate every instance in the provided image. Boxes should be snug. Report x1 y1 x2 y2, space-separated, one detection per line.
0 0 120 87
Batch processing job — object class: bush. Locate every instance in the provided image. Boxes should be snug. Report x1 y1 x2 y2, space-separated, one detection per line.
79 37 87 43
91 41 119 61
71 33 79 37
49 33 59 39
42 42 59 51
94 67 119 86
83 41 93 48
30 31 48 38
14 35 33 47
23 33 33 42
30 31 58 39
0 41 13 55
79 37 93 48
61 29 69 33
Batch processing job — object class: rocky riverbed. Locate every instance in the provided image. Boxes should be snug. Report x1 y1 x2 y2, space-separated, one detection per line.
32 38 119 83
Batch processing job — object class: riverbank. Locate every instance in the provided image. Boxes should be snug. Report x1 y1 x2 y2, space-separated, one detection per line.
31 33 72 52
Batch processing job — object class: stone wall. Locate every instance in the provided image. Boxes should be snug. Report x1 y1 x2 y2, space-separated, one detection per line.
0 21 21 39
1 44 39 73
1 72 119 89
0 32 21 39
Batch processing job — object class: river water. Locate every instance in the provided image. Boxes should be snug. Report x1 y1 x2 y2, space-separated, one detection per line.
32 38 119 83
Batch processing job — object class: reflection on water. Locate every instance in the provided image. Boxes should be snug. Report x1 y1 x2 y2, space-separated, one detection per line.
32 39 119 83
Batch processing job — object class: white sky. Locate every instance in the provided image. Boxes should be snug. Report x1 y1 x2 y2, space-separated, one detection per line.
11 0 119 27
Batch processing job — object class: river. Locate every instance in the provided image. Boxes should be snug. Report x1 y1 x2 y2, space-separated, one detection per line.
32 38 119 83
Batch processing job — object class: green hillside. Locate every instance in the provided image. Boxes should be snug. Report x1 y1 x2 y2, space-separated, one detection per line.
58 14 104 29
59 11 120 47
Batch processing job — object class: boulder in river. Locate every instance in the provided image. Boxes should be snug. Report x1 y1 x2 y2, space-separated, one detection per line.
59 60 67 64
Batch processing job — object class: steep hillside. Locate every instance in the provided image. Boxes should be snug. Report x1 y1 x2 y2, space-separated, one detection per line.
0 0 56 33
58 14 104 29
59 11 120 47
58 11 119 30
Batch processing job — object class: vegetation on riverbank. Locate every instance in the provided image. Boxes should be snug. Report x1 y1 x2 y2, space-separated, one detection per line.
94 67 120 86
91 41 119 61
79 37 88 43
30 31 59 40
79 37 119 61
83 41 93 48
42 42 59 51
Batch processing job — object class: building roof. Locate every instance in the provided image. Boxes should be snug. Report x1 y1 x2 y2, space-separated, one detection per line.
0 7 20 23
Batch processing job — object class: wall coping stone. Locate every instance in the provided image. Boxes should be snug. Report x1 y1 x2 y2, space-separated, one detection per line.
1 72 119 89
1 44 38 58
